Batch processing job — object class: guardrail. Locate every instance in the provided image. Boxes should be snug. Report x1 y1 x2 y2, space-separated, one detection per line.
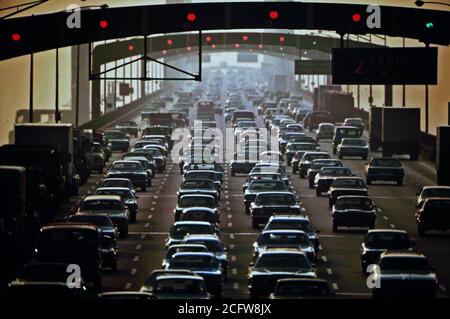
79 90 162 131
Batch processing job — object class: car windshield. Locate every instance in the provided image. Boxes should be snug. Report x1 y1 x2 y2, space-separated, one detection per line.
256 194 296 205
342 139 366 146
371 159 402 167
258 232 309 246
155 279 205 294
185 240 223 252
248 181 287 191
182 180 214 189
68 215 113 227
303 154 330 162
102 180 131 189
96 189 133 200
335 197 373 210
365 232 410 249
112 162 144 171
276 282 330 297
380 257 431 271
422 188 450 198
179 197 215 208
255 254 310 269
266 220 314 233
320 126 334 132
171 225 213 239
332 179 366 188
80 200 123 211
321 168 352 176
169 255 218 269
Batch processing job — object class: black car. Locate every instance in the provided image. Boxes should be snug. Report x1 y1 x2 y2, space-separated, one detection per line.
103 129 130 152
248 249 317 298
328 177 368 208
298 152 330 178
290 144 320 174
166 252 223 298
183 170 221 193
230 153 259 176
95 187 139 222
178 179 219 202
173 195 219 222
332 126 362 154
250 192 303 229
415 197 450 236
364 158 404 185
107 160 148 192
314 167 354 196
360 229 412 273
270 278 334 299
331 196 376 232
166 221 218 247
242 172 283 193
179 207 220 225
244 180 288 214
370 251 438 299
285 142 315 166
306 159 342 188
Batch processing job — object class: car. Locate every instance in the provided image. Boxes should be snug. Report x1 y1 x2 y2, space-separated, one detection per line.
298 152 330 178
122 151 156 171
230 152 259 176
140 269 194 293
35 224 103 289
173 195 219 222
314 167 354 196
331 195 377 232
244 180 288 214
161 244 209 268
115 121 139 137
138 147 166 172
280 133 306 154
103 129 130 152
181 234 228 280
328 177 368 208
166 221 218 247
285 142 317 166
364 158 404 185
178 179 220 202
260 151 284 165
99 233 119 271
270 278 334 299
166 252 223 297
107 160 148 192
251 163 290 187
122 156 155 180
415 197 450 236
290 144 321 173
247 249 317 298
7 263 89 299
183 170 221 192
95 187 139 222
183 162 224 181
263 215 320 252
242 172 283 193
143 143 168 157
250 192 303 229
306 159 343 188
360 229 412 273
67 213 118 240
304 111 332 132
332 126 363 154
337 138 369 160
415 186 450 208
253 230 316 262
179 207 220 225
370 251 438 299
150 274 210 299
98 292 156 300
315 123 335 141
343 117 365 135
78 195 130 237
91 142 106 173
100 178 135 194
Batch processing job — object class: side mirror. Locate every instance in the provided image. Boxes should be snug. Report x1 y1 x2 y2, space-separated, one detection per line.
249 261 254 267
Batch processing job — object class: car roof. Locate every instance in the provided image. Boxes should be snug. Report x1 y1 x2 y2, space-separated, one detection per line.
173 221 212 226
303 151 329 156
312 159 341 163
181 207 216 213
380 251 427 258
41 223 97 232
113 160 141 164
183 234 220 241
155 275 204 281
261 229 306 235
259 248 305 255
333 176 364 181
336 195 371 200
367 229 408 235
96 187 131 192
256 191 294 196
268 215 310 222
172 252 215 258
102 178 132 183
83 195 122 201
422 186 450 190
179 194 215 199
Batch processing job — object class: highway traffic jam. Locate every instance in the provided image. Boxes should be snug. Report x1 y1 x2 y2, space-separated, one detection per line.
1 76 450 300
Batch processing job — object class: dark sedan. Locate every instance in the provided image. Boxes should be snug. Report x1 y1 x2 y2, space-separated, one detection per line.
364 158 404 186
314 167 354 196
107 160 148 192
331 196 376 232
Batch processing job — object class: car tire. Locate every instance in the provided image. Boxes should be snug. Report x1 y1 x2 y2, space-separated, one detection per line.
309 181 314 189
316 189 321 196
131 213 137 223
141 185 147 192
397 179 403 186
338 154 343 160
418 224 427 236
252 220 259 229
292 167 297 174
120 226 129 238
332 222 338 232
363 155 368 160
148 180 152 187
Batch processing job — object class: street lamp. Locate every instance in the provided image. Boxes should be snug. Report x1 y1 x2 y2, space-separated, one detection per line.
415 0 450 7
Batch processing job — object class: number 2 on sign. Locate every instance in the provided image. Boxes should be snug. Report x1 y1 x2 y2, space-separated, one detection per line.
354 60 365 75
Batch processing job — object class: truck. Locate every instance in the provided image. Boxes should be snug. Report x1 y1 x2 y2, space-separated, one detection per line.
436 126 450 186
321 91 355 123
197 100 215 117
381 107 421 160
14 123 74 200
314 85 341 111
368 106 382 151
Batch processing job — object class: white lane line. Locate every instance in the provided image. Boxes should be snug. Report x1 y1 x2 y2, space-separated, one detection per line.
136 244 142 250
226 201 230 205
318 245 323 250
225 195 229 199
321 256 328 262
150 207 155 211
439 284 447 293
141 234 146 239
228 214 232 219
229 233 235 240
383 216 389 221
130 268 137 276
390 224 396 229
233 282 239 290
133 256 140 262
376 208 382 213
230 244 235 250
228 222 233 228
332 283 339 291
326 268 333 275
227 207 231 211
144 223 150 228
232 268 237 275
154 196 158 199
124 283 132 290
152 202 156 205
147 214 153 219
231 255 237 262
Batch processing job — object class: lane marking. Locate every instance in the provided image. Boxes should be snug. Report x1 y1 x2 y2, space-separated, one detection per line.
144 223 150 228
229 233 235 239
232 268 237 275
136 244 142 250
147 214 153 219
228 222 233 228
233 282 239 290
326 268 333 275
321 256 328 262
141 234 146 239
332 283 339 291
133 256 140 262
230 244 235 250
130 268 137 276
439 284 447 293
228 214 232 219
231 255 237 262
390 224 396 229
227 207 231 211
124 283 132 290
383 216 389 221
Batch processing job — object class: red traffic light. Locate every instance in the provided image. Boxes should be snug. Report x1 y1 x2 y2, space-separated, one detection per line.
279 36 285 43
211 44 216 49
11 33 21 42
186 12 196 22
206 35 212 42
352 13 361 22
269 10 279 20
235 43 240 48
99 20 108 29
242 35 249 41
167 39 173 45
128 45 135 52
